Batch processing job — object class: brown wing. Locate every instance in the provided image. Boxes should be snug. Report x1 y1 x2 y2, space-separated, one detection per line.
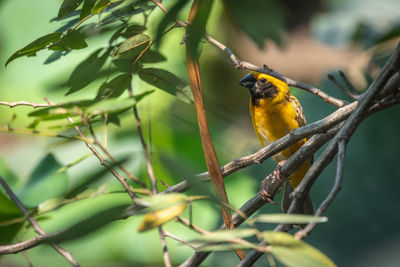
289 95 306 127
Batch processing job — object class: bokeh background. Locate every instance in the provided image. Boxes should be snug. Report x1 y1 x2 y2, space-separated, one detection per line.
1 0 400 266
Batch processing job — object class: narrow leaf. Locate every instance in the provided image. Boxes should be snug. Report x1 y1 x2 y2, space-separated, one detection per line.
86 97 136 115
137 194 187 232
138 68 193 103
253 214 328 224
91 0 110 14
198 243 256 252
192 228 258 242
263 231 337 267
5 32 63 66
113 34 150 60
96 73 132 100
58 0 83 18
80 0 96 19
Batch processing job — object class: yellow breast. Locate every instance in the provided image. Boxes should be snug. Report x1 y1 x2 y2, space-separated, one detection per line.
250 98 304 161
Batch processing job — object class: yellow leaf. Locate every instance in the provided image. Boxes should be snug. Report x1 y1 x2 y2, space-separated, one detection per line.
137 195 187 232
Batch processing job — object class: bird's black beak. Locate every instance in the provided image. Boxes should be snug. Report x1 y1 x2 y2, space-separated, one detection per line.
238 73 257 89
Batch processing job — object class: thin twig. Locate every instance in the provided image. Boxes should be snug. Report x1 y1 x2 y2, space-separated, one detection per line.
67 116 137 200
164 231 197 250
159 227 173 267
328 74 359 100
0 176 80 267
295 139 346 239
0 100 50 108
128 87 158 194
176 217 209 235
128 85 172 266
80 115 148 189
339 70 359 96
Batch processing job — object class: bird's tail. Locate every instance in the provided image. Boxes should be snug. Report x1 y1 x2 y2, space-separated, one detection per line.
281 160 314 215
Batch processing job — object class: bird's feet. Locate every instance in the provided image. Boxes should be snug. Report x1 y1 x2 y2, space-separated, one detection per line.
260 160 287 203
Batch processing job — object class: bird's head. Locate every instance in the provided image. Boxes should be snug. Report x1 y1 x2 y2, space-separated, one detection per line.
238 72 279 100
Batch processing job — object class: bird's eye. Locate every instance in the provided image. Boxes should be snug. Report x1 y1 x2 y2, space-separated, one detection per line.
260 78 266 83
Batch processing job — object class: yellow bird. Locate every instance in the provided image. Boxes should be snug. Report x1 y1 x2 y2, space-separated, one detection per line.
239 72 314 214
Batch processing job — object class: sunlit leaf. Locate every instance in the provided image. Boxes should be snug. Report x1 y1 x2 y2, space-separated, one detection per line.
58 0 83 18
96 73 132 100
138 68 193 103
86 97 136 115
80 0 96 19
192 228 258 242
263 231 337 267
91 0 110 14
155 0 188 47
66 48 110 95
137 194 187 232
18 154 68 208
113 34 150 60
5 32 63 66
223 0 285 48
253 214 328 224
38 197 65 214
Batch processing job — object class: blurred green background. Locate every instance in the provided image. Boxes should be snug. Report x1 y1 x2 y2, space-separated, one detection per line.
0 0 400 266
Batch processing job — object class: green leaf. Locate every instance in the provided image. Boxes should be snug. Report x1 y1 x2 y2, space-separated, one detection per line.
223 0 285 48
5 32 63 66
198 243 256 252
28 100 92 120
192 228 258 242
96 73 132 100
18 154 68 208
66 48 110 95
91 0 110 14
133 193 188 212
53 30 88 50
0 192 23 244
113 34 150 60
253 214 328 224
138 68 193 103
86 97 136 115
155 0 188 47
0 158 22 192
80 0 96 19
58 0 83 18
263 231 337 267
121 24 147 38
186 0 213 58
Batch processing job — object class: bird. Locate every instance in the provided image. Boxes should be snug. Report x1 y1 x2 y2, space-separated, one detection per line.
239 71 314 215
